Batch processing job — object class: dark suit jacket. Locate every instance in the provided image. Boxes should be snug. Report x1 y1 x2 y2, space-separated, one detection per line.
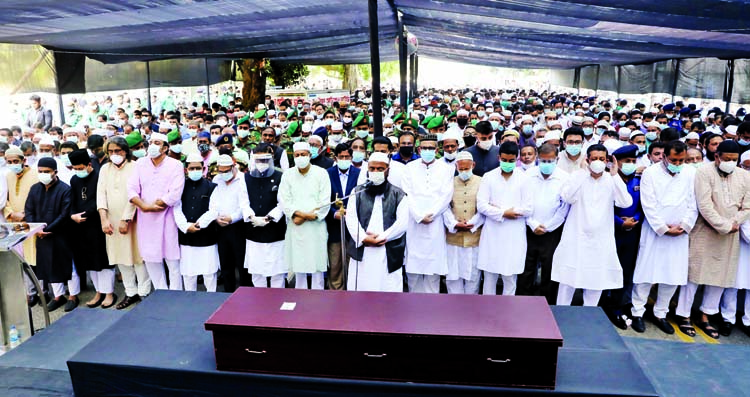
326 165 361 243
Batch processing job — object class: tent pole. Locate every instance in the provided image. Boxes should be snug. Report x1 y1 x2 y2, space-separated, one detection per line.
205 58 211 106
409 53 416 103
397 12 408 111
368 0 383 137
52 51 66 126
146 61 152 112
414 54 419 98
594 64 600 97
725 59 734 114
671 59 680 104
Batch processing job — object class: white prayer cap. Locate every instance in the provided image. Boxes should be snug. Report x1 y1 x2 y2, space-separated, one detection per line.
312 120 326 131
38 135 55 146
547 119 561 127
253 152 273 161
501 93 512 100
443 127 464 148
217 154 234 167
571 116 584 125
583 103 590 109
488 112 502 120
267 109 276 117
629 130 645 140
93 129 109 137
502 110 512 117
257 104 266 110
618 127 632 139
293 142 311 152
233 149 250 165
725 125 738 136
158 122 171 132
269 119 282 127
185 153 203 165
741 150 750 163
543 130 561 142
23 126 35 133
645 121 661 128
301 123 312 133
521 114 534 123
457 151 474 161
383 117 393 125
5 146 23 158
307 135 323 145
685 131 700 140
583 116 595 123
369 152 390 164
457 109 469 117
149 132 168 142
603 138 623 154
388 136 398 145
331 121 343 130
545 111 557 118
62 127 80 135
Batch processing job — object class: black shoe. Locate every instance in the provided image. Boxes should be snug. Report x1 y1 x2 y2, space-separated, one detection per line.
46 297 66 312
741 324 750 339
719 321 734 337
101 294 118 309
604 308 629 330
653 317 675 334
86 294 105 308
631 316 646 333
63 297 79 312
27 294 39 308
115 295 141 310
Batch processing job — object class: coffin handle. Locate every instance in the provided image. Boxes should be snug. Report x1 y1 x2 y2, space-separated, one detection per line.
244 349 267 354
364 353 387 358
487 357 511 363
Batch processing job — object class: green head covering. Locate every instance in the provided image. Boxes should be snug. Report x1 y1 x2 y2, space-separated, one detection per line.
254 109 267 119
447 111 457 120
167 128 181 144
392 112 405 123
426 115 445 130
352 112 367 128
125 131 143 148
286 108 296 118
421 115 434 127
401 118 420 131
237 113 251 126
287 121 300 136
451 100 460 105
500 100 511 109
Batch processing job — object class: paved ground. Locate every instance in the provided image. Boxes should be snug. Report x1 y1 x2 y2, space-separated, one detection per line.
25 274 750 347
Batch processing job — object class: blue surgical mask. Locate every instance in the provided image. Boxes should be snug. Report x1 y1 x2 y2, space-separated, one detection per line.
522 125 533 135
75 169 90 179
739 139 750 146
219 170 234 182
596 128 606 135
9 164 22 174
500 161 516 173
565 144 582 156
621 163 637 176
310 146 320 159
352 150 366 163
646 131 658 141
458 171 473 181
636 144 646 154
667 162 683 174
490 121 500 131
421 149 436 163
188 170 203 181
337 159 351 170
583 127 593 135
539 161 556 175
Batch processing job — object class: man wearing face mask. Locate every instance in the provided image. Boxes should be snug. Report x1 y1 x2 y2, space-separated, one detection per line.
166 129 185 162
127 132 185 291
603 145 643 329
401 135 454 293
521 144 569 303
581 117 600 153
325 144 361 290
86 135 108 172
279 142 331 290
736 121 750 156
243 146 287 288
631 141 696 335
464 121 499 177
327 121 348 149
259 127 290 171
676 140 750 340
440 127 463 166
235 115 255 154
173 153 219 292
442 151 483 294
350 113 371 147
477 141 532 296
308 135 333 169
25 157 73 311
392 130 419 165
552 144 632 307
557 127 587 174
345 152 408 292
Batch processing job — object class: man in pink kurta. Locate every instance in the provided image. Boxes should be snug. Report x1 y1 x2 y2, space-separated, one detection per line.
127 132 185 290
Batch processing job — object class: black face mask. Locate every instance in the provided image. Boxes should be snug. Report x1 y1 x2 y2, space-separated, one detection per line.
399 146 414 158
464 136 477 147
198 143 210 154
457 118 469 128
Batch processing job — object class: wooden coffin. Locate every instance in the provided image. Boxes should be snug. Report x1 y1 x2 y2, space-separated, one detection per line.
205 288 563 389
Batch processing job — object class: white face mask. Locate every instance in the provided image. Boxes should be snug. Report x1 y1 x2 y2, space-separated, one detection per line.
110 154 124 165
255 163 270 174
217 119 228 127
38 152 53 159
294 155 310 169
368 171 386 185
589 160 606 174
719 159 736 174
444 151 457 161
38 172 53 185
478 139 493 150
147 143 162 158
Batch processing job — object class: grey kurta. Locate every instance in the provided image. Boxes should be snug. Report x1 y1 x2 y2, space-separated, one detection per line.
689 164 750 287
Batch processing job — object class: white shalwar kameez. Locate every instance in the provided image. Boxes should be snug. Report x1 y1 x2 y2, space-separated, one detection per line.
345 193 408 292
173 201 220 292
631 164 698 319
552 169 633 306
476 168 532 296
401 159 454 293
721 221 750 326
243 205 287 289
443 211 484 295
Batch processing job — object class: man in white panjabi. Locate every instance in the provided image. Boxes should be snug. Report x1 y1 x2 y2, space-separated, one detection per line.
278 141 331 290
552 143 633 306
443 151 484 294
477 141 531 296
345 152 408 292
400 135 454 293
630 141 697 335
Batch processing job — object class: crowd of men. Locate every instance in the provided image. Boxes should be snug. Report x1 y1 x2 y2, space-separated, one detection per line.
8 89 750 342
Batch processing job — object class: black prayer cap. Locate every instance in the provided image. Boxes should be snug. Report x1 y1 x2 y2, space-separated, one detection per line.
37 157 57 170
69 149 91 166
717 139 740 154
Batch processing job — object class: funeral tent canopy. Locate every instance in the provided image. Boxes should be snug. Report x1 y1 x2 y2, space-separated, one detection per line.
1 0 750 97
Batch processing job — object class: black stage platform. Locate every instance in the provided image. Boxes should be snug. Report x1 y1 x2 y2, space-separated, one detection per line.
62 291 657 396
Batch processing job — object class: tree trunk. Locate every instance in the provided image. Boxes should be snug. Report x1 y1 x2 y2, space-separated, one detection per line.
239 58 266 111
342 64 359 92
